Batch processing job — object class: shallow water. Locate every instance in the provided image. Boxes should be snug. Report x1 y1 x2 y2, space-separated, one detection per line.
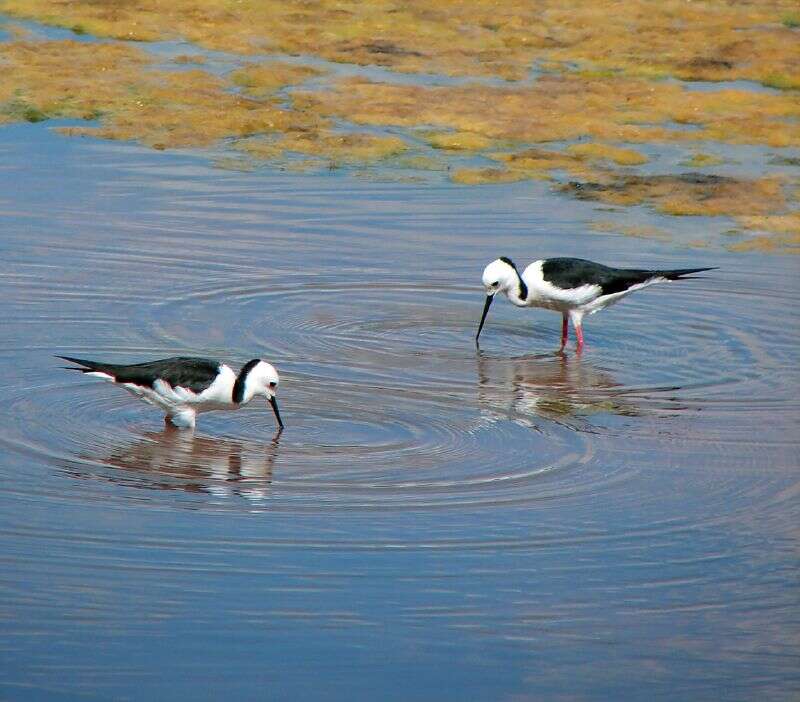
1 123 799 700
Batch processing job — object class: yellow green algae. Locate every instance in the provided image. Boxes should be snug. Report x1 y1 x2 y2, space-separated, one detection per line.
728 214 800 253
1 0 799 250
590 221 672 243
451 167 532 186
566 144 648 167
425 131 493 151
681 152 726 168
173 54 206 65
236 131 408 166
562 174 786 218
0 37 407 159
298 76 800 150
2 0 797 85
231 62 324 98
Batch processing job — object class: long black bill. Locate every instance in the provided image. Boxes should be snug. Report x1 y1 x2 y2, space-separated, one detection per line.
475 294 494 343
268 396 284 428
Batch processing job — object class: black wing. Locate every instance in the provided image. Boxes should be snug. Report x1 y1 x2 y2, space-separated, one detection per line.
541 258 714 295
58 356 222 394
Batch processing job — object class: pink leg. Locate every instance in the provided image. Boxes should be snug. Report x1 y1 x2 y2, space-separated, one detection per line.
560 314 569 349
575 324 584 351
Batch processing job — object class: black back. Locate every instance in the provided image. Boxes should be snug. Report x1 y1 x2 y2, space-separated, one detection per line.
541 258 715 295
541 258 659 295
58 356 221 394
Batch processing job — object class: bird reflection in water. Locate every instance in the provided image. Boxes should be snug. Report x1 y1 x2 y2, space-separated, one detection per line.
69 426 282 500
476 351 640 428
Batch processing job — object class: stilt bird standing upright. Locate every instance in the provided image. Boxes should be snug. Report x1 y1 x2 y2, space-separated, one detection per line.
476 257 715 350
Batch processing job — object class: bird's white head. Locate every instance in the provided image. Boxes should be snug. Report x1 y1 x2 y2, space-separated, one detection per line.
477 257 526 343
245 360 279 398
482 257 519 296
234 359 283 428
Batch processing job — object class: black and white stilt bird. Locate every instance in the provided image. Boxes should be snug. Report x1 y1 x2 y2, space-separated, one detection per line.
476 257 715 350
58 355 283 429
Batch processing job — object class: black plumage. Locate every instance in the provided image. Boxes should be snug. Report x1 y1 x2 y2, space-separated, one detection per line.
541 258 715 296
57 356 222 394
232 359 262 404
498 256 529 300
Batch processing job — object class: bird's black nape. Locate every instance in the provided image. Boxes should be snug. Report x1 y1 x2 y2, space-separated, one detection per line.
232 359 262 404
497 256 528 300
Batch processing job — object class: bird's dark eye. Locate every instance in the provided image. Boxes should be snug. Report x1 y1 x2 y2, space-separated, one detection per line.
269 382 277 388
492 281 499 287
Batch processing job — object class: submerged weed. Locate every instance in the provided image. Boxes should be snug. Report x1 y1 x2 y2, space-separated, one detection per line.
728 213 800 253
451 167 531 185
762 73 800 91
567 143 648 166
781 13 800 29
563 173 786 219
426 131 493 151
1 98 48 123
682 152 725 168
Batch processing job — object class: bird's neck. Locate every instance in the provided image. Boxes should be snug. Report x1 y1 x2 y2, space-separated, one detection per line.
232 361 260 404
505 269 528 306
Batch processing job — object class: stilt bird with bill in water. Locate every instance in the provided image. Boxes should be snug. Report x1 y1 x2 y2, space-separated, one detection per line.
476 257 716 350
58 355 283 429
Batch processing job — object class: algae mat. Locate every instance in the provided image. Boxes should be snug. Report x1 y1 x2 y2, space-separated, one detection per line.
0 1 798 250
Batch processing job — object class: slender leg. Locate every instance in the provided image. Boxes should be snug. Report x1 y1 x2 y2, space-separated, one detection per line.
569 310 585 352
560 314 569 350
575 324 584 351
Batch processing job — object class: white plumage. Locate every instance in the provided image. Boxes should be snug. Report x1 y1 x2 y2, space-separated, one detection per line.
60 355 283 429
477 256 715 350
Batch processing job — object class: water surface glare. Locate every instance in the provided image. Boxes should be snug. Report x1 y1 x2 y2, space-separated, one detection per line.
1 124 799 701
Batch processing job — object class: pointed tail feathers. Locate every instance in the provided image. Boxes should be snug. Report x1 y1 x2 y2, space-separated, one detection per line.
659 267 717 280
56 355 115 374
